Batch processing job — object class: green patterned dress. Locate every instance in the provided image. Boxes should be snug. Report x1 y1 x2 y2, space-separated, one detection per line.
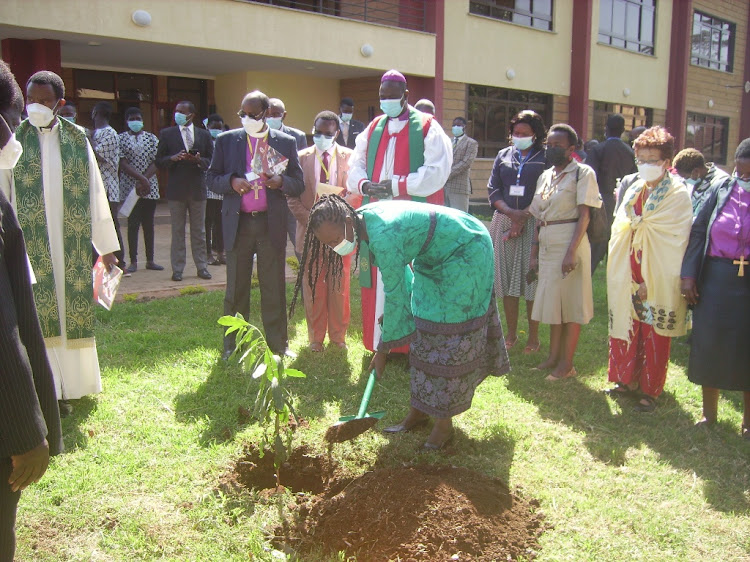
360 201 510 417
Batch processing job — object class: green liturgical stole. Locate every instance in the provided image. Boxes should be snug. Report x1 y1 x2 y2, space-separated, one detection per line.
360 109 428 287
14 118 94 345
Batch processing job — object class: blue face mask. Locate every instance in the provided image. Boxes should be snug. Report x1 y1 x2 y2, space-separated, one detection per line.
209 128 221 138
202 118 209 128
685 178 699 187
174 112 188 127
332 222 357 256
380 98 404 119
452 126 464 137
340 112 352 123
313 134 335 152
62 116 76 124
128 120 144 133
266 117 283 130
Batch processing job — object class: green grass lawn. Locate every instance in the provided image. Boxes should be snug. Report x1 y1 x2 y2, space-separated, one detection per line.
13 269 750 561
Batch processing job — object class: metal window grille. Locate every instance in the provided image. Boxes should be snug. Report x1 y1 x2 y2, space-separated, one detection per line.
598 0 655 55
241 0 427 32
592 101 653 142
467 85 552 159
691 11 735 73
469 0 553 32
685 112 729 165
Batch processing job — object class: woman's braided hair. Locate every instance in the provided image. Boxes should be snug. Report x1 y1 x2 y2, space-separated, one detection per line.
289 194 364 318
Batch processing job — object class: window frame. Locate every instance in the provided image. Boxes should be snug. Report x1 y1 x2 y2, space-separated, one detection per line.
467 84 552 159
685 112 730 166
690 10 735 73
598 0 656 56
592 101 653 142
469 0 554 32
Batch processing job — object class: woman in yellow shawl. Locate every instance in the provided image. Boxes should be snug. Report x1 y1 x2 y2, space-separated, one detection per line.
605 127 692 412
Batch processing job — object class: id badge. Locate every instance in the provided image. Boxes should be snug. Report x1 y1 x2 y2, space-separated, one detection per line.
509 184 525 197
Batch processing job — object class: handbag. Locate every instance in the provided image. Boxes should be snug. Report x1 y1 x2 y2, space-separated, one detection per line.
575 164 608 245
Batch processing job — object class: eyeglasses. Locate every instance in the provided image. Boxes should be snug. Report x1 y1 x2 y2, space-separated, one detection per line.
237 109 266 120
635 158 663 166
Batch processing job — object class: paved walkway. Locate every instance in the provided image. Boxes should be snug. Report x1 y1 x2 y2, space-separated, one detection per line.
116 201 299 301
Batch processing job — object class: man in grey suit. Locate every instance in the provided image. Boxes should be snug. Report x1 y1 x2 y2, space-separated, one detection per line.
444 117 478 212
207 90 304 360
0 59 63 562
335 97 365 150
155 100 214 282
267 97 307 260
585 114 637 273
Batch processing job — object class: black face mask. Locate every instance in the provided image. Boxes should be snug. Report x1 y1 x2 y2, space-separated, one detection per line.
546 146 569 166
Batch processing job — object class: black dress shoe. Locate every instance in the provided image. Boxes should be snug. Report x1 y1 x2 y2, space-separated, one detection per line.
171 272 183 282
146 261 164 271
197 268 212 280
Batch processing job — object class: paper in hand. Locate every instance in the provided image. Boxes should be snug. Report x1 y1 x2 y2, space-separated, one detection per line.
317 182 344 197
93 257 123 311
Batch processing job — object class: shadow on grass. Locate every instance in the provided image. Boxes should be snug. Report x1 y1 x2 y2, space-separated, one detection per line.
496 268 749 513
61 396 98 452
504 332 750 514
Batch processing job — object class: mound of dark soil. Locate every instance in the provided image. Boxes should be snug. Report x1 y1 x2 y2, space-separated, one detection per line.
220 447 546 560
297 464 545 561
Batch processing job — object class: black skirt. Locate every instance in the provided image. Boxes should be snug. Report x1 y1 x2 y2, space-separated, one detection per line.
688 257 750 391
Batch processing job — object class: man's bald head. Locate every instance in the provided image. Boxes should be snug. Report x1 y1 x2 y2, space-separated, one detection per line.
242 90 270 112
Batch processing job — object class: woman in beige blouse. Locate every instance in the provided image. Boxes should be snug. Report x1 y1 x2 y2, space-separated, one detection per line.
529 124 602 380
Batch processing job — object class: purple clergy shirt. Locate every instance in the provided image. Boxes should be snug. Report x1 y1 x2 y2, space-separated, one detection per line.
241 134 268 212
707 181 750 259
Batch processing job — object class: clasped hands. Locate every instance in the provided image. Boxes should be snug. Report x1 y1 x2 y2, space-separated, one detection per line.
503 208 530 240
170 150 201 164
362 180 393 200
231 174 282 195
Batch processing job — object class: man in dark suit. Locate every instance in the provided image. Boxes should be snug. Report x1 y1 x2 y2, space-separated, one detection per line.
207 90 304 360
0 59 63 562
155 100 213 282
335 97 365 150
267 97 307 260
585 113 637 273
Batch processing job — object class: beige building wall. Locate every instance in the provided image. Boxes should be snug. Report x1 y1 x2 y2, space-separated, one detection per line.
214 71 340 133
442 0 573 96
589 0 673 112
686 0 748 165
0 0 435 78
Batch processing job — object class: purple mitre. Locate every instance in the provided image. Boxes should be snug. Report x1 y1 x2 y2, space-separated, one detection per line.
381 69 406 83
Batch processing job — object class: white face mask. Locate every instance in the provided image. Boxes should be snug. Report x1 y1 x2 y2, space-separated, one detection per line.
332 222 357 256
637 163 665 183
241 116 265 136
26 103 56 128
0 134 22 170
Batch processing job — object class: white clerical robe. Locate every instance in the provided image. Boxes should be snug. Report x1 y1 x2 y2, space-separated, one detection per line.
0 120 119 399
345 107 452 350
347 107 453 197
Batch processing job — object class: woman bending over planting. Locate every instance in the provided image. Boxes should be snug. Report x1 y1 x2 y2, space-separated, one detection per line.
290 195 510 450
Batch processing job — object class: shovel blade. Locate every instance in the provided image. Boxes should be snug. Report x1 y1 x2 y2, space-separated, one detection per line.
324 416 380 444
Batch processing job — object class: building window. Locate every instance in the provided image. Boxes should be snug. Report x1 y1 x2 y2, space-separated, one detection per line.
468 85 552 158
598 0 655 55
691 11 735 72
73 69 155 132
685 112 729 165
592 101 653 141
244 0 427 32
469 0 553 32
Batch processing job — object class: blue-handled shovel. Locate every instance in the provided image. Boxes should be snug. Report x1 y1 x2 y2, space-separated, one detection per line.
324 369 386 444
